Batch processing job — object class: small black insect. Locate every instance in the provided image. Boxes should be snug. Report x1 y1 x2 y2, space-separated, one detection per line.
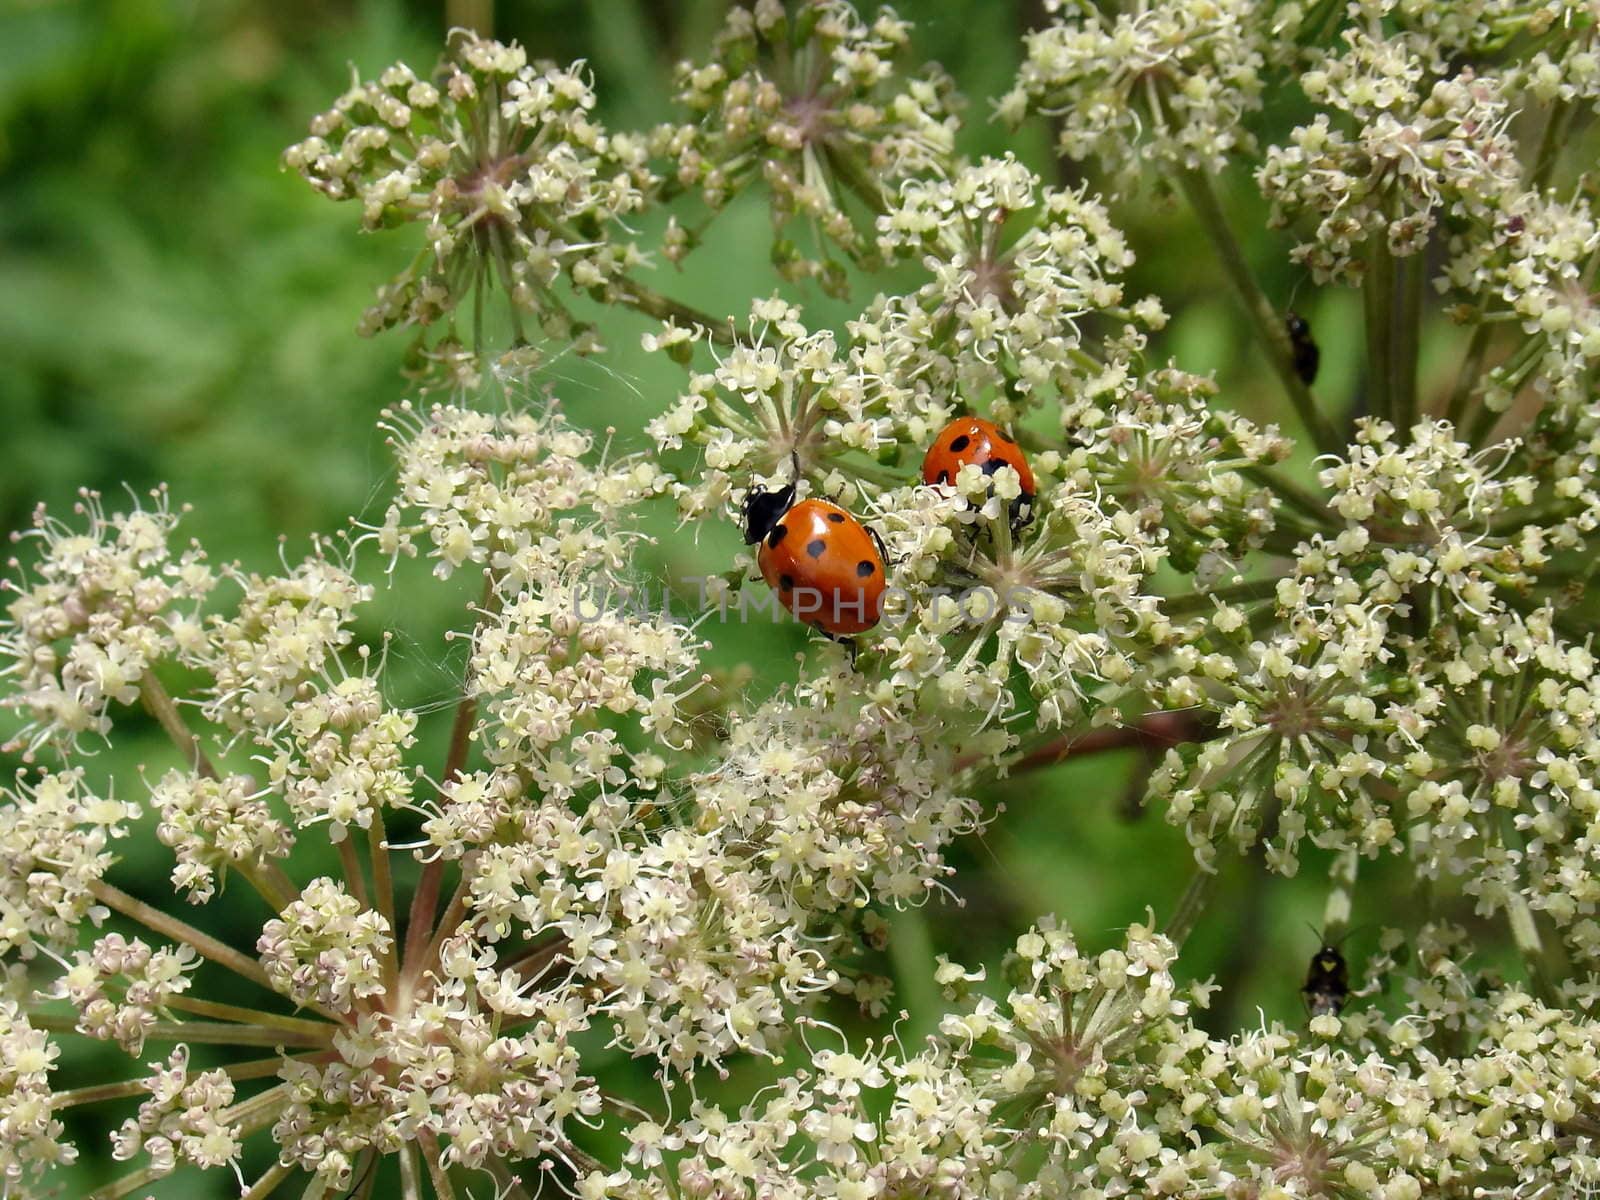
1285 310 1321 386
1301 937 1350 1017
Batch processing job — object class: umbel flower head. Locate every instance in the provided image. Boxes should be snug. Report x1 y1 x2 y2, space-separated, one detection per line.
285 31 657 352
1001 0 1273 178
673 0 960 292
21 0 1600 1195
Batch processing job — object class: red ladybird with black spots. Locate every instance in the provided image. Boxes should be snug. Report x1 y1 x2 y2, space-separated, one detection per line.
921 416 1035 525
741 469 886 646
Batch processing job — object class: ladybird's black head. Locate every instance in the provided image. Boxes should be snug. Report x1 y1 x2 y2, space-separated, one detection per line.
741 480 797 545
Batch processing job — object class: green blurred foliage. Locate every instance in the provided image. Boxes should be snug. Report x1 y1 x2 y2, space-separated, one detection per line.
0 1 1515 1192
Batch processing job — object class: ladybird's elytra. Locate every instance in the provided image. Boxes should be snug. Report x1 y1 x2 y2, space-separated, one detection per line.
922 416 1035 501
741 470 885 640
755 498 885 636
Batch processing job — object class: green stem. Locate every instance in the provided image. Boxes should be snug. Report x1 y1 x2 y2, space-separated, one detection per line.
421 1132 460 1200
52 1054 314 1108
1444 322 1493 429
413 857 477 994
1163 578 1282 615
1528 98 1575 191
404 573 495 994
29 1011 329 1048
371 813 399 991
1507 891 1556 1002
338 836 370 911
1393 249 1425 439
89 879 275 994
1163 865 1216 949
823 141 889 216
88 1164 165 1200
1173 167 1341 454
400 1143 423 1200
240 860 301 913
139 671 215 779
1467 336 1543 446
1363 231 1396 428
165 995 334 1038
613 278 735 346
241 1162 295 1200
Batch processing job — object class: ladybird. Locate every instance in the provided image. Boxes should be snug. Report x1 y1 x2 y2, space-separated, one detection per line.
922 416 1035 524
1285 311 1320 385
742 474 886 645
1301 940 1350 1018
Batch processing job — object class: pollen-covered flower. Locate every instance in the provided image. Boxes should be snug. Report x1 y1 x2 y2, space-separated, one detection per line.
648 298 896 522
110 1047 245 1177
371 400 672 578
194 553 371 734
1444 195 1600 416
52 932 197 1054
150 770 294 902
270 675 416 842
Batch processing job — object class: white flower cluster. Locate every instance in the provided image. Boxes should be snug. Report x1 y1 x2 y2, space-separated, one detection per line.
195 555 371 733
674 0 959 287
870 154 1160 421
111 1047 243 1177
0 768 133 957
151 770 294 902
1002 0 1271 176
1 489 212 756
0 998 75 1187
1259 30 1521 283
275 936 601 1189
258 877 393 1014
284 32 657 345
14 2 1600 1196
53 932 196 1054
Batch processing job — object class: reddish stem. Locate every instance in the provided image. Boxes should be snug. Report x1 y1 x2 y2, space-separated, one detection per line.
1005 710 1216 775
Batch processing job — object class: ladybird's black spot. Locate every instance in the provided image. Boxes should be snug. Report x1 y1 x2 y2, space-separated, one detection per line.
856 560 875 578
767 524 788 549
938 469 951 485
949 434 971 453
981 458 1004 476
805 538 827 559
779 573 795 590
827 511 845 523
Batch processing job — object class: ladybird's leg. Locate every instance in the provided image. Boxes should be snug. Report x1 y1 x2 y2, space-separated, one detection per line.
867 525 895 568
810 623 861 669
1009 493 1036 535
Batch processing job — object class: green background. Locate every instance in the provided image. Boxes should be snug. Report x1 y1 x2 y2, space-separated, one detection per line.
0 1 1508 1193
